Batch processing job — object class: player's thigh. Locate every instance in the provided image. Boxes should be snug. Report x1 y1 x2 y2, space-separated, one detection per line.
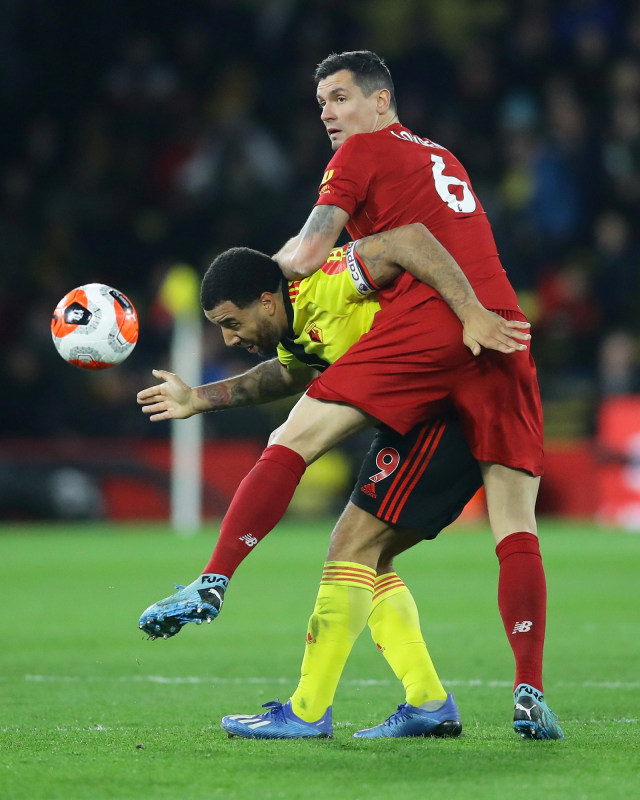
268 393 374 464
453 324 544 476
350 416 482 538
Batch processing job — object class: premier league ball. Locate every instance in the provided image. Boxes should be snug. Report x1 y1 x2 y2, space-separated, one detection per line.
51 283 139 370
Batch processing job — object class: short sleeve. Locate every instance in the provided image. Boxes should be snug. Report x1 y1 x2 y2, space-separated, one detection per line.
276 343 307 371
314 135 372 215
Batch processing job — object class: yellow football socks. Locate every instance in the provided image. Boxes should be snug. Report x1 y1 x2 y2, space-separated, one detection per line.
291 561 375 722
369 572 447 707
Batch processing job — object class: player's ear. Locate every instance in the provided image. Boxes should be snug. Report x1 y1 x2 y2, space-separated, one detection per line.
259 292 276 314
376 88 391 114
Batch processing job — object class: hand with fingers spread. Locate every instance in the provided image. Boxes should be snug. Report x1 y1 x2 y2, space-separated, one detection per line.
137 369 198 421
460 306 531 357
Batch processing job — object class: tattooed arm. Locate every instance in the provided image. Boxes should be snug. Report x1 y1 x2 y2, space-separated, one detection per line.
274 205 349 280
355 224 531 356
137 360 316 422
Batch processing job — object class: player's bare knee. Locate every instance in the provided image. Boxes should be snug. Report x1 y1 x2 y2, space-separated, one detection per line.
267 424 322 464
492 524 538 545
326 504 390 568
326 535 380 567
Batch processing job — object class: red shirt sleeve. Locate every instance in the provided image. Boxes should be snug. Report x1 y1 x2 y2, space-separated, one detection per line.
314 135 372 218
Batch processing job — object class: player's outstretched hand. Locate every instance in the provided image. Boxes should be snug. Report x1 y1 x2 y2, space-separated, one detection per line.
461 307 531 357
137 369 197 421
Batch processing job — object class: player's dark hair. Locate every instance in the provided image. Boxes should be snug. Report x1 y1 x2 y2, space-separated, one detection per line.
314 50 396 111
200 247 283 310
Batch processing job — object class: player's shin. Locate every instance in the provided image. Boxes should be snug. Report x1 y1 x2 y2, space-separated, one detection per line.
202 444 306 578
290 562 375 722
496 531 547 691
368 573 447 706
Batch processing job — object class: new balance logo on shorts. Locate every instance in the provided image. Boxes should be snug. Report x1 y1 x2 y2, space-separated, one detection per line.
512 620 533 634
239 533 258 547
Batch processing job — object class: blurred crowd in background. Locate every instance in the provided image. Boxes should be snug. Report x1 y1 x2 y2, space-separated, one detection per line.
2 0 640 442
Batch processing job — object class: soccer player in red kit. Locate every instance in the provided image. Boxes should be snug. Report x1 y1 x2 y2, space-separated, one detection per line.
274 50 561 740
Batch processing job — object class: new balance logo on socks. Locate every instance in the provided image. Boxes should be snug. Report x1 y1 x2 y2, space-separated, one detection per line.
239 533 258 547
512 620 533 634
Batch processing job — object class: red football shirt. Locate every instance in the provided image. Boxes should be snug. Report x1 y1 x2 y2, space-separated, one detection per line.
315 123 520 312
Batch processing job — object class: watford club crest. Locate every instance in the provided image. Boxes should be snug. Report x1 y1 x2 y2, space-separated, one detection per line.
305 322 323 343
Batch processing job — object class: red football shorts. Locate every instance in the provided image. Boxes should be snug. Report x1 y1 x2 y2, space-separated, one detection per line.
306 298 544 476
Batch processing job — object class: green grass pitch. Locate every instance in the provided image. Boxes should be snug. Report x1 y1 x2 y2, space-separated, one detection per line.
1 518 638 799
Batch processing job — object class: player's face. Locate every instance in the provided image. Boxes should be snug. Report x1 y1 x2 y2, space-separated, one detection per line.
205 299 282 357
317 69 384 150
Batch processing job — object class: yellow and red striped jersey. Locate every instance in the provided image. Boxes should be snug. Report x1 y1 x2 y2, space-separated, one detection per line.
277 242 379 372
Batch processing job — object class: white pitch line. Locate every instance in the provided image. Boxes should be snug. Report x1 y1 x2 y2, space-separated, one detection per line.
18 675 640 690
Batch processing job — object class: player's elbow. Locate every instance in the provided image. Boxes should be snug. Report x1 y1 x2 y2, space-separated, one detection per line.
280 248 327 279
404 222 430 243
281 261 316 280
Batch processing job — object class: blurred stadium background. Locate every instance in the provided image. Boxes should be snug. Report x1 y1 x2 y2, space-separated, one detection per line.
2 0 640 529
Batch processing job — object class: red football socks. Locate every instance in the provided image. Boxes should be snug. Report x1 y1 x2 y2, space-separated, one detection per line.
495 531 547 692
202 444 306 579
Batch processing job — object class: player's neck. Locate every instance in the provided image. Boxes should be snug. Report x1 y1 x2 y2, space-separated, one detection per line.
275 295 289 334
374 113 400 132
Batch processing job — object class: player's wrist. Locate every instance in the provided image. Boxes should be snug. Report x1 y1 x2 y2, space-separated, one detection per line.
192 386 217 415
455 298 484 324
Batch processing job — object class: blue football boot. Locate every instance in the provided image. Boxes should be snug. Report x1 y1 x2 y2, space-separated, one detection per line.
353 693 462 738
513 683 564 740
139 573 228 639
221 700 333 739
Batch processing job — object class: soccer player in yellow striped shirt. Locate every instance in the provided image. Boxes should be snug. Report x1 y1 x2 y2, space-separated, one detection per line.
138 224 533 738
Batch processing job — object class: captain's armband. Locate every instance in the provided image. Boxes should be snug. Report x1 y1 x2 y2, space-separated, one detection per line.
346 242 380 296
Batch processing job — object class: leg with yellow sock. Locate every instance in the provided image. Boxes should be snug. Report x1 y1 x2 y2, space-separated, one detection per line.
221 561 375 739
353 569 462 738
369 572 447 707
339 417 482 737
220 419 480 739
321 503 463 738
